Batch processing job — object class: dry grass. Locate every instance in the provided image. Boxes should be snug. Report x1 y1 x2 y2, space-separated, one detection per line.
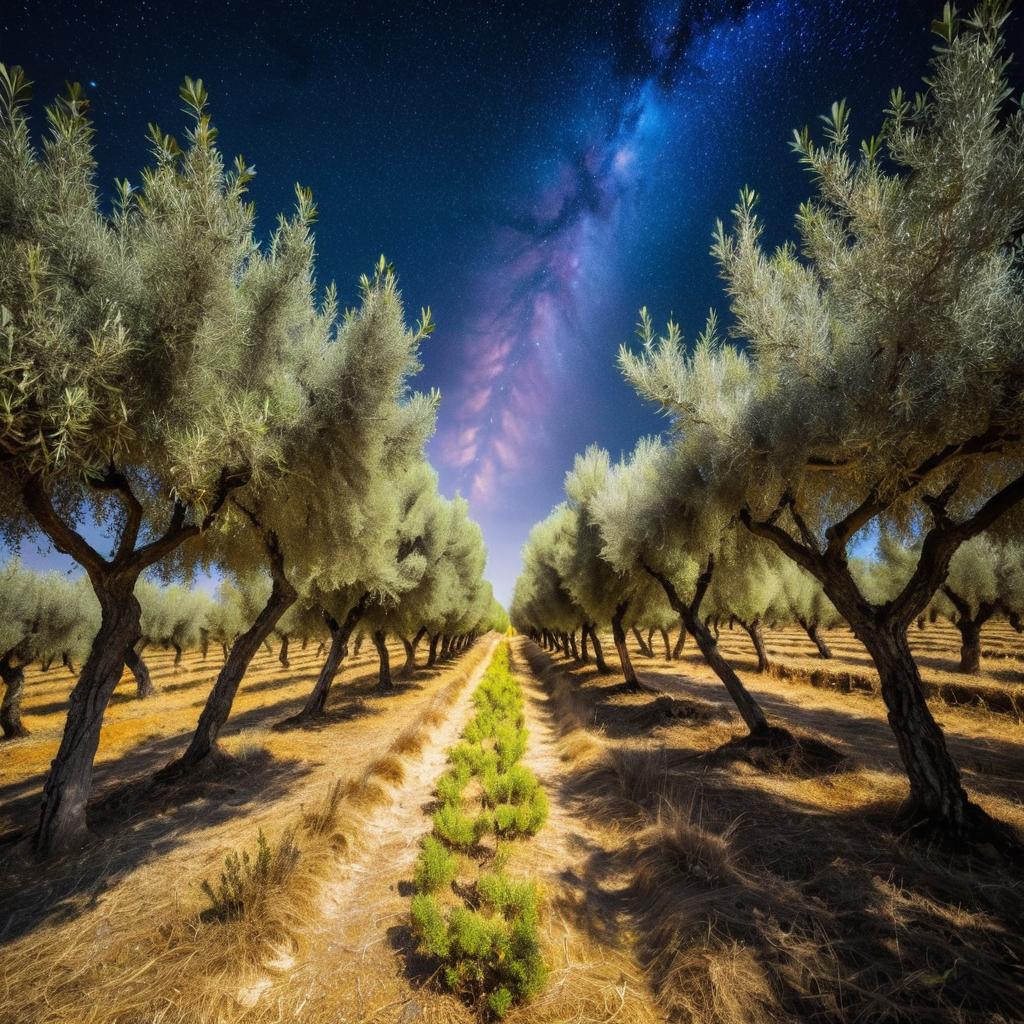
0 639 494 1024
523 638 1024 1024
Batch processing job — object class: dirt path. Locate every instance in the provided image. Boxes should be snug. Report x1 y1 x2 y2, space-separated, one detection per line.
254 635 502 1022
505 639 663 1024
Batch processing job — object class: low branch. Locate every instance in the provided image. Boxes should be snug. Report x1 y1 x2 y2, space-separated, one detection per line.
89 466 144 560
22 476 107 579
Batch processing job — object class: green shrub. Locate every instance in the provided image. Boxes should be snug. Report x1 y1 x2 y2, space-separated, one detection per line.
487 986 514 1018
414 835 458 893
494 722 528 771
478 872 540 924
448 906 505 961
449 741 496 777
506 915 547 997
410 642 549 1019
482 764 538 806
434 803 490 849
200 828 300 921
411 893 450 957
435 766 469 807
492 789 547 837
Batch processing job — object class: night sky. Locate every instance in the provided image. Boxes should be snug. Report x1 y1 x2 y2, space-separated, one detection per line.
4 0 1020 604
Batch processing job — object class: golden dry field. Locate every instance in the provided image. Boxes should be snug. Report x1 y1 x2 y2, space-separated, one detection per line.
1 623 1021 1023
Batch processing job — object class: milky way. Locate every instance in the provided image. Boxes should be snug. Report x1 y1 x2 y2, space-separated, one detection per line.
434 0 886 511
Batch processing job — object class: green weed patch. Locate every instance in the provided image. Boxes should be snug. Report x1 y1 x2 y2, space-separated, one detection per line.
409 641 548 1017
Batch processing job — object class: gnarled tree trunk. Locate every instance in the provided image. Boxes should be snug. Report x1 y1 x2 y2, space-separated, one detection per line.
587 624 610 674
158 533 296 780
856 620 991 839
35 579 142 855
279 634 290 669
1 650 30 739
172 642 183 669
295 595 370 718
568 631 579 660
741 618 770 673
660 627 671 660
943 588 995 675
798 617 832 659
644 559 769 736
579 627 590 663
672 624 687 659
373 629 392 689
400 627 427 676
612 601 641 691
126 644 155 699
631 626 653 658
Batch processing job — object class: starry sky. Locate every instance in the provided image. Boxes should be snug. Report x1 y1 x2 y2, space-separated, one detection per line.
4 0 1020 604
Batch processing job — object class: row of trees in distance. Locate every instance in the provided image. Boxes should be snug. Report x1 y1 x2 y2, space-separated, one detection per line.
0 68 502 856
514 4 1024 852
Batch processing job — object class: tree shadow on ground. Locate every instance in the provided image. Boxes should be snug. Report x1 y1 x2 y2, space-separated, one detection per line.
523 642 1024 1024
0 741 311 945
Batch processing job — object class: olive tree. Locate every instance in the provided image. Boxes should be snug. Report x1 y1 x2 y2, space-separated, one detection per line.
204 579 244 661
0 560 39 738
148 241 435 777
619 5 1024 845
775 560 841 659
592 438 774 735
0 563 100 738
0 70 340 854
132 581 215 696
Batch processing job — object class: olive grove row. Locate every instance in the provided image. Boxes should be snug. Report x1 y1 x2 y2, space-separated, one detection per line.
513 4 1024 852
0 70 502 857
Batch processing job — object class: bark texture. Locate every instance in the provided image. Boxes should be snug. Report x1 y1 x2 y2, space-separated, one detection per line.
1 651 30 739
125 645 155 699
373 629 392 688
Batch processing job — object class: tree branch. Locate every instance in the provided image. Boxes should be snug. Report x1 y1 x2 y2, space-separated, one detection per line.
22 476 107 579
891 470 1024 626
824 427 1015 556
740 506 823 578
126 466 251 574
89 466 144 560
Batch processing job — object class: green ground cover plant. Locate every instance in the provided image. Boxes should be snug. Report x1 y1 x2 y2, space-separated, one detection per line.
410 642 548 1017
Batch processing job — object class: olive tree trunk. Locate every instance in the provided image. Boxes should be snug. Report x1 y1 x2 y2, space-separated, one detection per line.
158 531 296 779
741 619 770 673
279 634 290 669
399 628 428 676
427 632 440 666
579 627 590 663
35 579 142 855
798 617 832 659
373 629 392 689
295 595 370 718
660 627 672 660
741 471 1024 848
672 624 687 659
125 644 155 699
631 626 653 658
943 588 995 675
587 623 610 674
643 559 770 736
612 601 641 691
1 651 30 739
